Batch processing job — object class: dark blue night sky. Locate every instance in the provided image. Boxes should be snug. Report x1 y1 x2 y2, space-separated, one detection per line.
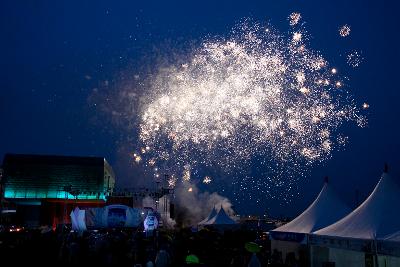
0 0 399 216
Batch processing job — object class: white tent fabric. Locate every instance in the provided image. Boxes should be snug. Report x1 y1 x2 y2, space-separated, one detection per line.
70 207 87 231
314 172 400 240
272 180 351 234
198 206 217 225
383 231 400 242
206 206 236 225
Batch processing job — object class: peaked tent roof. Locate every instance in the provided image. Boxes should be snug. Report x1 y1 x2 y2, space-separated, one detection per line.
383 231 400 242
272 179 351 234
206 206 237 225
314 171 400 240
198 206 217 225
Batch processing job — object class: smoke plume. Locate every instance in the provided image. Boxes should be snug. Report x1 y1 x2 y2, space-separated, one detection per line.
172 180 236 227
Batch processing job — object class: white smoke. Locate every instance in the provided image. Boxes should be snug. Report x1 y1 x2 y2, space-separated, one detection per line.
173 180 236 227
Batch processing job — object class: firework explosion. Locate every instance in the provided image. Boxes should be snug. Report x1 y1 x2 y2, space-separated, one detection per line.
289 12 301 26
339 25 351 37
347 50 363 67
203 176 212 184
134 17 365 201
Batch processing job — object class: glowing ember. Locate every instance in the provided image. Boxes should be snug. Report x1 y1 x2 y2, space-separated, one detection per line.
288 12 302 26
148 158 156 166
203 176 212 184
299 87 310 94
168 175 177 187
134 154 141 163
292 32 302 42
347 50 363 67
182 165 191 181
339 25 351 37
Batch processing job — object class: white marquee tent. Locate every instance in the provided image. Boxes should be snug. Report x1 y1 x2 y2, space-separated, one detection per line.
314 171 400 240
207 206 236 225
384 231 400 242
198 206 217 225
272 178 351 234
200 206 237 225
309 169 400 267
269 178 352 263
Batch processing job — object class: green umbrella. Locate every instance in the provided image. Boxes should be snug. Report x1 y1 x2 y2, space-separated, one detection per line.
185 254 200 264
245 242 261 253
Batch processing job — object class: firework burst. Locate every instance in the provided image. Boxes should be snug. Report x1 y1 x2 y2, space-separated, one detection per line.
289 12 302 26
339 25 351 37
135 18 366 197
347 50 363 67
203 176 212 184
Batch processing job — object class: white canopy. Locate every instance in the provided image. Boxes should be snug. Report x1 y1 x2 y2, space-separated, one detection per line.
383 231 400 242
272 179 351 234
198 206 217 225
206 206 236 225
314 171 400 240
70 207 87 232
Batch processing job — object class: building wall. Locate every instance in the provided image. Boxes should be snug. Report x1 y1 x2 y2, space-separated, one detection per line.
104 159 116 192
2 154 116 227
16 203 41 227
3 154 114 201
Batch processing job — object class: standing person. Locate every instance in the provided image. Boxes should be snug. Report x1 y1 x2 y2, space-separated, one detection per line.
155 246 170 267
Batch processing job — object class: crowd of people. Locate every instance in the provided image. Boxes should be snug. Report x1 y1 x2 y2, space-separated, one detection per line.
0 225 301 267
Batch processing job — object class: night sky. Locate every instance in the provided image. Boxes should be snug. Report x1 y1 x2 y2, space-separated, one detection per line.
1 0 399 217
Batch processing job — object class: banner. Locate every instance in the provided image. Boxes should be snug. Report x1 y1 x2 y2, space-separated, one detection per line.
83 205 142 228
269 231 307 243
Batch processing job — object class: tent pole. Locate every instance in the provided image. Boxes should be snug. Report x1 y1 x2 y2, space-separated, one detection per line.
308 234 313 267
374 236 379 267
